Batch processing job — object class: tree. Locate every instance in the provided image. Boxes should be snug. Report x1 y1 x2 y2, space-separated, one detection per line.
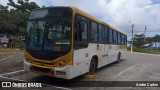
0 0 40 36
152 35 160 48
146 37 153 49
7 0 39 13
7 0 40 35
133 34 145 48
0 4 15 34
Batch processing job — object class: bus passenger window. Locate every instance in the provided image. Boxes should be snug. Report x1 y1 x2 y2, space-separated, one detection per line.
118 33 121 44
113 31 117 44
81 22 88 41
125 35 127 45
109 29 113 44
122 35 125 45
91 22 98 43
104 27 108 43
74 16 89 49
75 16 88 42
99 24 103 43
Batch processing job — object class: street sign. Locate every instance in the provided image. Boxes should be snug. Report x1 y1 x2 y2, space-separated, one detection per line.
1 35 9 43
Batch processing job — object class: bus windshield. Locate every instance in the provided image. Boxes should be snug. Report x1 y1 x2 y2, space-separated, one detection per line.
26 8 72 52
26 19 72 52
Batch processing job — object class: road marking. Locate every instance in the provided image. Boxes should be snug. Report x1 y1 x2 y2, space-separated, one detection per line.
0 70 25 77
50 86 73 90
0 75 25 81
0 70 72 90
117 64 138 76
112 64 138 78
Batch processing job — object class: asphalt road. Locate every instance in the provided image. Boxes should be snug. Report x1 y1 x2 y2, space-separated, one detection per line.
0 52 160 90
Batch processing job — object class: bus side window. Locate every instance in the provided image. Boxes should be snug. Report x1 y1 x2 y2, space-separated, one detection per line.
113 31 117 44
80 22 88 41
124 35 127 45
121 34 125 45
98 24 103 43
75 16 88 41
109 29 113 44
118 33 121 45
74 15 88 49
91 21 98 43
104 26 108 44
103 26 107 43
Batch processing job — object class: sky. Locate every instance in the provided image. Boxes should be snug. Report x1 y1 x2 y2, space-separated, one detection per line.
0 0 160 40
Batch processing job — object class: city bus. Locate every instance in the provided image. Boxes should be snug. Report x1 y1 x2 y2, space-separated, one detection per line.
24 6 127 79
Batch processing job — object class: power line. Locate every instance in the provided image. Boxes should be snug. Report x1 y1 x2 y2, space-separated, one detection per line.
126 30 160 33
134 24 160 26
117 24 160 27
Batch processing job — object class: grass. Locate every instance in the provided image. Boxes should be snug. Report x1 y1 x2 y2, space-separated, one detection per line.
133 47 160 55
0 48 22 60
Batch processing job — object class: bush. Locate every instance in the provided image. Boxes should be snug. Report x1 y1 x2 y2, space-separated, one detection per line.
11 41 25 50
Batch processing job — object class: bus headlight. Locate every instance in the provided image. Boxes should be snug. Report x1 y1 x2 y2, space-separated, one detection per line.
58 63 64 67
63 60 67 63
57 57 71 67
62 58 70 63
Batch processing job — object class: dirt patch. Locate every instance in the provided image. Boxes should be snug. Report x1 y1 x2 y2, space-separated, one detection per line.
0 49 22 60
0 53 23 74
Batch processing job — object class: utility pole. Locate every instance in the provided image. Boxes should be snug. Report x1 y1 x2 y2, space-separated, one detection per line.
131 24 134 52
129 21 134 52
144 25 147 46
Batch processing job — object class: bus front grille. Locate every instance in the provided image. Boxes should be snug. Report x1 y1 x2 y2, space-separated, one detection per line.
26 48 66 60
31 66 51 73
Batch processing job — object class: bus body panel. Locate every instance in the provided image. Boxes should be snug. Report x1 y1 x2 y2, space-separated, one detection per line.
24 6 127 79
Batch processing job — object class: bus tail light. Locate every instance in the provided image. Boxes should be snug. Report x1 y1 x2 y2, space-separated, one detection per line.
56 71 66 75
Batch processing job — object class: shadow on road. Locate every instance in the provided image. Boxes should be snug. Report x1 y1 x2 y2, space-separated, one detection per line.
26 59 127 87
96 59 126 73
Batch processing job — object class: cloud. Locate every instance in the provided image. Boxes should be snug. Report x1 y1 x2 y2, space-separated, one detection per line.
47 0 160 33
1 0 160 36
0 0 9 6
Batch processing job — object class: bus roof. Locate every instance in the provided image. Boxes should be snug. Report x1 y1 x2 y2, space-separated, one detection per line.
31 6 126 35
71 7 126 35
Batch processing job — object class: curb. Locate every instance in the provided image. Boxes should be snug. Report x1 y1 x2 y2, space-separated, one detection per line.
130 52 160 56
83 74 96 79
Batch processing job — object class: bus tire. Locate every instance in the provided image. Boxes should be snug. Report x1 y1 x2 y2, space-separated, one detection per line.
89 58 97 74
116 52 121 63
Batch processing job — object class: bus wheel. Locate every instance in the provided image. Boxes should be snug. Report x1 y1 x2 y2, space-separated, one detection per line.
89 58 97 74
116 53 121 63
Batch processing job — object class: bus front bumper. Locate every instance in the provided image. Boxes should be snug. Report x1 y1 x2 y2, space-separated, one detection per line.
23 59 31 72
23 59 73 79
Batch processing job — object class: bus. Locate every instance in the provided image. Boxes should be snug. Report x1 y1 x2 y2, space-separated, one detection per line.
24 6 127 79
